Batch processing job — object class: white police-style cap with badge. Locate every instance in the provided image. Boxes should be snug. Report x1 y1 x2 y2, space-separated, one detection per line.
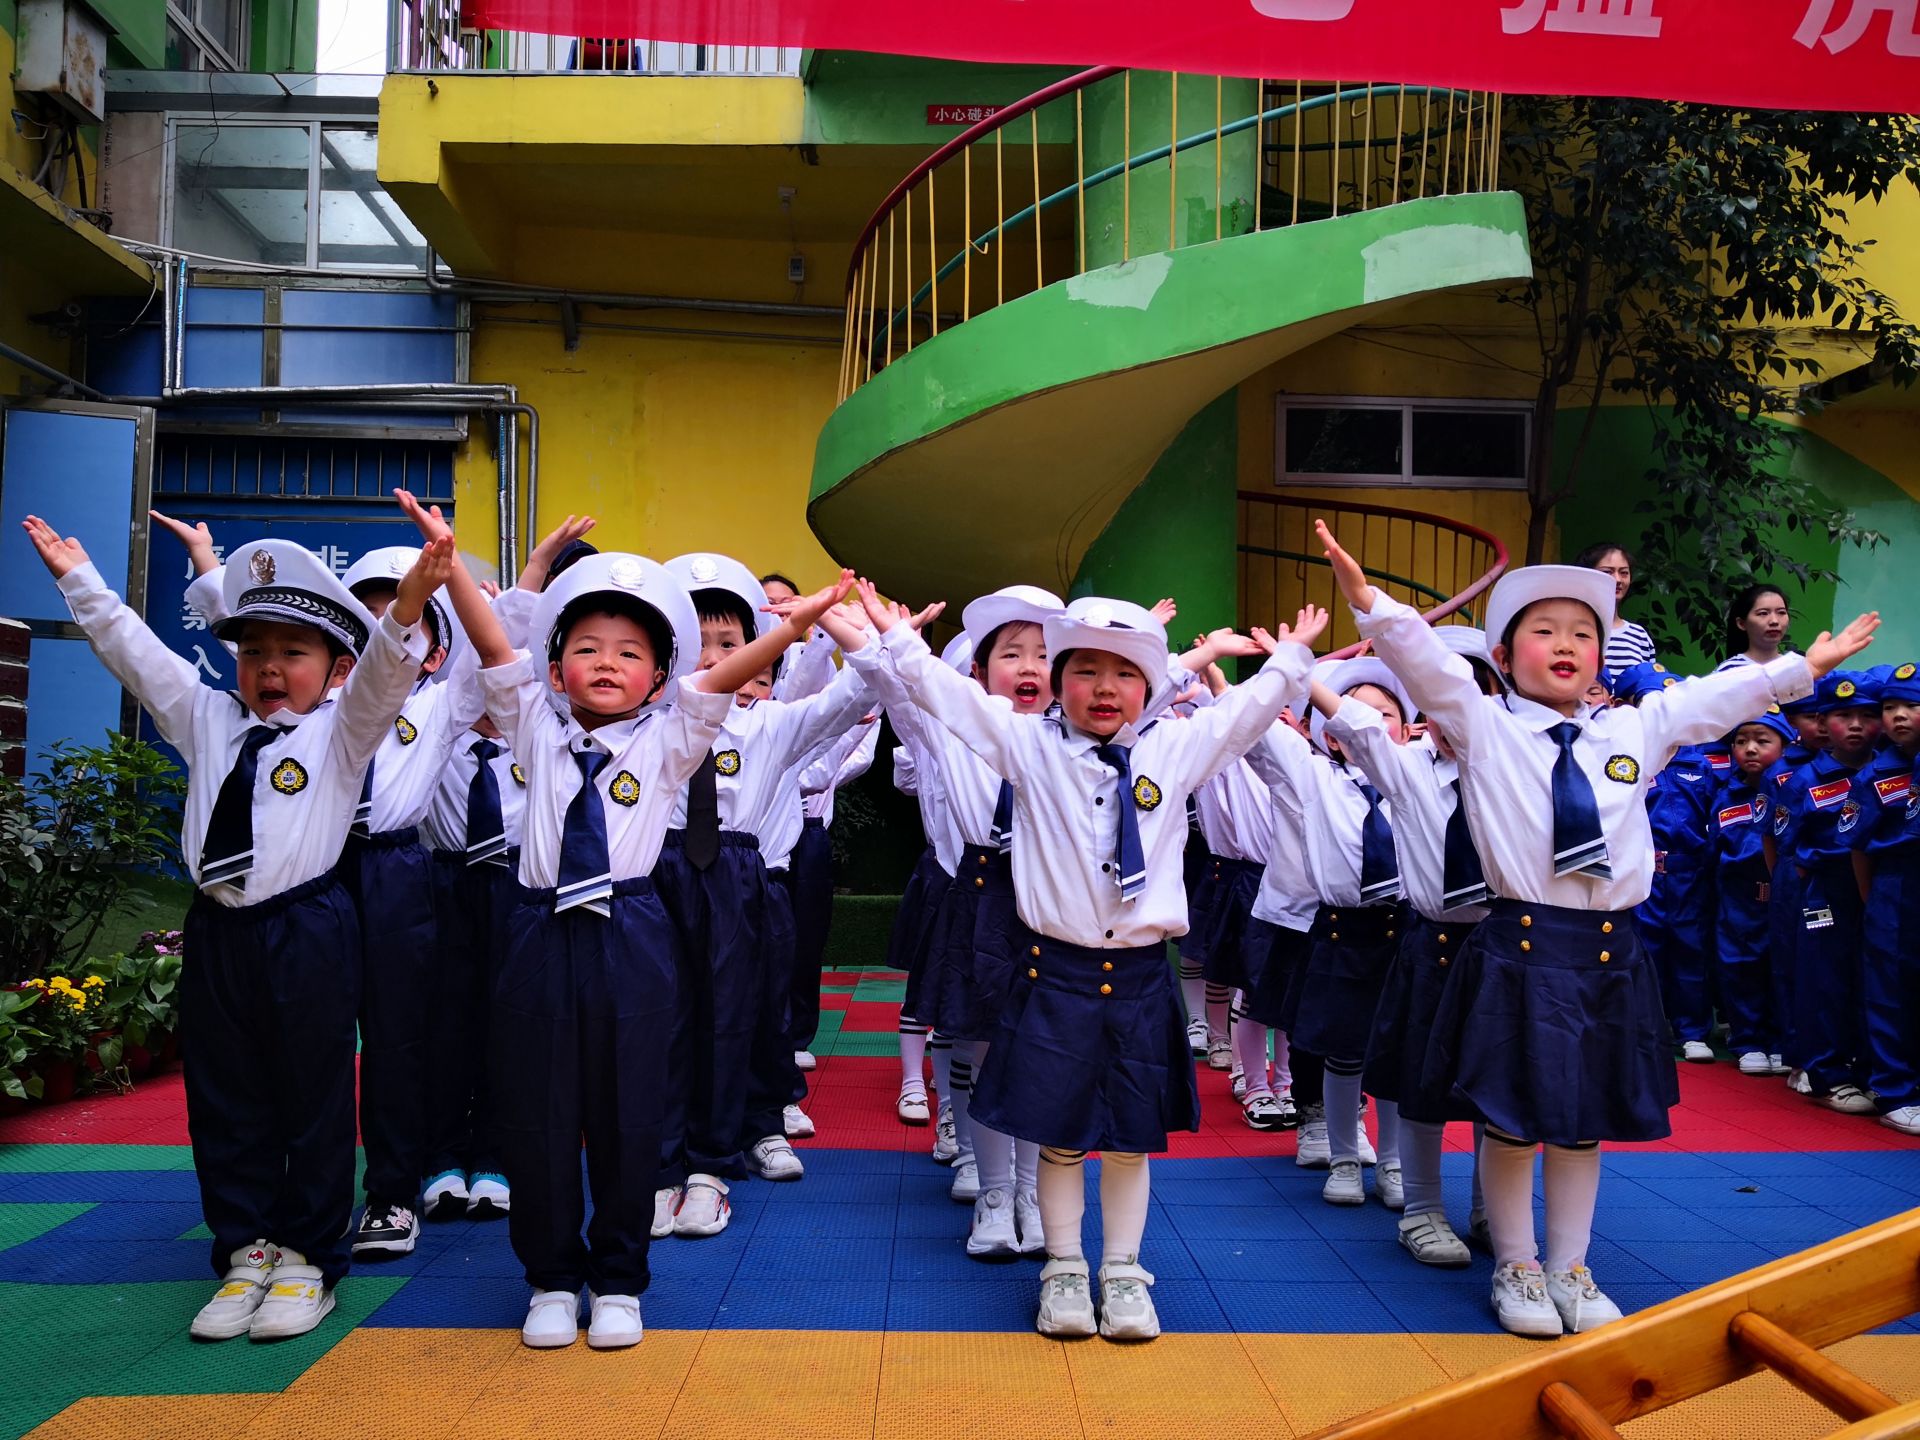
341 546 454 666
1310 656 1416 752
218 540 376 656
530 553 701 694
941 632 976 674
664 552 774 639
962 585 1065 658
1043 597 1173 713
1483 566 1617 655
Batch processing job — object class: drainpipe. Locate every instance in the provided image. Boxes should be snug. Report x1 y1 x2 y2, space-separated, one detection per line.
423 249 846 321
0 338 109 401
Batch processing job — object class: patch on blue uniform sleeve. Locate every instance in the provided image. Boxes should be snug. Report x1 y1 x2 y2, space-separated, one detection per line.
1132 776 1163 811
1604 755 1640 785
1774 803 1792 835
511 763 527 786
609 770 642 807
270 758 309 795
1839 800 1862 834
394 715 418 745
714 749 742 777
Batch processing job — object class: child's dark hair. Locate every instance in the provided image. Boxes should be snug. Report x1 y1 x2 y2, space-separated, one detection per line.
543 539 598 591
350 580 443 653
1573 540 1634 570
761 571 799 593
1724 582 1790 658
548 594 675 699
693 589 759 648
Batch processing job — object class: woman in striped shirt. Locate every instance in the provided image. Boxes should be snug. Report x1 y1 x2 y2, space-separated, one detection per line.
1575 542 1657 671
1714 583 1793 673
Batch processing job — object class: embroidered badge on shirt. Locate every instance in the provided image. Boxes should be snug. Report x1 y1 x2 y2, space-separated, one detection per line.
1876 774 1913 805
1774 803 1792 836
608 770 642 807
1604 755 1640 785
1132 776 1163 811
1708 753 1731 771
715 749 742 777
1838 800 1862 834
394 715 418 745
269 758 308 795
1809 778 1853 810
1717 801 1756 828
511 763 527 786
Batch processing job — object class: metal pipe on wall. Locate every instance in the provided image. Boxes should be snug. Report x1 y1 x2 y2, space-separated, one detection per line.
422 249 847 321
0 338 110 401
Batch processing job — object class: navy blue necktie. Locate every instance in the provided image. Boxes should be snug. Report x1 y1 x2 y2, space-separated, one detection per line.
352 757 376 838
465 739 508 867
1441 775 1491 909
684 749 721 872
556 749 613 916
1093 743 1146 902
1548 721 1612 879
1357 780 1402 904
990 779 1014 852
200 725 279 889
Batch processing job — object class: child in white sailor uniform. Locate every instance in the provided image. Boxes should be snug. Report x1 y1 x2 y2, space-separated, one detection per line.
1319 519 1879 1338
788 714 880 1079
27 517 444 1342
848 582 1323 1341
399 492 844 1349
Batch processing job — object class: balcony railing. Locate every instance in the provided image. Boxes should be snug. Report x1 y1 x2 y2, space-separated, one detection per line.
388 1 801 74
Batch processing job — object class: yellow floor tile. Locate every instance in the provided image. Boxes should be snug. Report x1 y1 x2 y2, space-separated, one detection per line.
1067 1334 1289 1437
282 1327 516 1395
1409 1330 1543 1380
475 1329 704 1403
1241 1333 1453 1434
660 1331 884 1440
238 1384 471 1440
27 1394 275 1440
875 1332 1082 1440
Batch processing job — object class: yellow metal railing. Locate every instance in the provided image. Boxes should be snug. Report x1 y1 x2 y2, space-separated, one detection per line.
838 70 1504 405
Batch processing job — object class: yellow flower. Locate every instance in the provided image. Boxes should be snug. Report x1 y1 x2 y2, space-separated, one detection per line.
83 976 105 989
67 994 87 1012
23 978 46 989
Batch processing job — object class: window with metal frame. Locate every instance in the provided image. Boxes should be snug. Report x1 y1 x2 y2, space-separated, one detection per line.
155 435 456 505
166 0 249 72
1275 396 1531 490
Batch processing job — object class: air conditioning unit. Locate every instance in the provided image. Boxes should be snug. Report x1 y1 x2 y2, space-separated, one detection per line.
16 0 110 125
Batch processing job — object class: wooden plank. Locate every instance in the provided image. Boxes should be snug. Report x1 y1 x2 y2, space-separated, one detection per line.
1823 1396 1920 1440
1730 1311 1899 1421
1540 1382 1622 1440
1304 1208 1920 1440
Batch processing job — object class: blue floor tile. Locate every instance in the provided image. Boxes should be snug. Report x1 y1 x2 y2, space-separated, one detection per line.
1368 1281 1499 1334
891 1234 1005 1282
887 1278 1037 1332
1152 1177 1282 1207
1590 1208 1739 1243
790 1147 907 1175
1162 1204 1318 1242
712 1278 886 1329
1296 1202 1406 1242
1606 1280 1690 1318
2 1236 209 1284
1181 1238 1355 1283
0 1171 204 1204
761 1173 901 1205
362 1275 529 1328
754 1201 903 1240
1583 1239 1670 1286
46 1200 206 1242
1630 1176 1804 1209
1695 1207 1854 1246
1148 1278 1231 1333
1335 1241 1484 1286
1602 1152 1735 1179
1716 1152 1859 1178
413 1239 529 1280
1208 1280 1397 1333
1630 1241 1778 1286
1763 1174 1916 1211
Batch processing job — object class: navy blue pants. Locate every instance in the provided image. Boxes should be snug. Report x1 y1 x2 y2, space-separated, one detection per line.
1714 860 1774 1055
342 828 438 1209
425 850 520 1178
786 817 835 1061
747 873 800 1140
1770 862 1807 1066
183 872 362 1287
654 831 770 1185
1794 860 1867 1096
493 878 675 1297
1640 859 1715 1044
1863 853 1920 1110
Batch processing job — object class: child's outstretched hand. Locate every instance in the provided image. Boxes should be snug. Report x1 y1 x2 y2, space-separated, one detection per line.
1314 521 1377 614
1274 603 1331 650
149 510 220 576
518 514 596 592
780 570 856 636
392 536 455 628
1180 627 1263 671
22 516 89 579
852 578 911 634
908 600 946 632
1806 612 1880 678
1149 597 1178 627
805 597 870 654
395 488 454 545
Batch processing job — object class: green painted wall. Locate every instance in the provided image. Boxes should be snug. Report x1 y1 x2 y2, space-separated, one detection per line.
87 0 165 69
803 53 1079 146
1072 389 1240 634
251 0 319 72
1550 406 1918 670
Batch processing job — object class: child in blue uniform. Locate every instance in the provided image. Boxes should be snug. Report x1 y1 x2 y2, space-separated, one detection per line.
1709 711 1793 1077
1766 692 1826 1082
1318 518 1877 1339
1853 663 1920 1134
28 515 444 1341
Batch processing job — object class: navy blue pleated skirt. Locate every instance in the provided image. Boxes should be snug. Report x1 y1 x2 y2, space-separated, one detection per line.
1419 899 1678 1146
1177 847 1221 968
889 847 953 1017
1196 858 1263 989
1364 914 1480 1122
915 844 1018 1042
1280 903 1404 1062
971 924 1201 1154
1237 914 1310 1028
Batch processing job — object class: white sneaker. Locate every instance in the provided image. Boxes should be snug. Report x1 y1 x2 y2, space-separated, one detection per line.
1295 1105 1330 1168
585 1291 644 1349
1737 1051 1773 1076
1682 1040 1715 1063
783 1103 816 1139
1357 1129 1378 1166
1788 1069 1813 1095
651 1186 681 1239
898 1081 931 1125
1769 1053 1789 1074
521 1289 580 1348
751 1135 806 1181
352 1201 420 1257
949 1159 981 1202
423 1169 469 1219
1036 1256 1096 1337
1322 1160 1365 1206
248 1249 334 1341
1097 1258 1160 1341
466 1172 510 1218
794 1049 817 1072
1397 1213 1470 1268
1013 1188 1045 1254
673 1176 730 1237
190 1242 277 1341
932 1101 959 1164
1375 1162 1405 1210
966 1188 1020 1259
1206 1037 1234 1071
1491 1262 1563 1338
1547 1266 1625 1332
1186 1015 1209 1055
1825 1084 1878 1115
1231 1067 1248 1103
1882 1106 1920 1136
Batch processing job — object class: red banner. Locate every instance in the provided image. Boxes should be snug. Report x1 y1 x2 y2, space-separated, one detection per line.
459 0 1920 112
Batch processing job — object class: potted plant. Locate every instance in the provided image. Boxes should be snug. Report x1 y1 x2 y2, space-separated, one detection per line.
0 988 48 1112
20 975 105 1102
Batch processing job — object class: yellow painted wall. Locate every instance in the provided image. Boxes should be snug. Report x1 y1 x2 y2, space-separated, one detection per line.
0 24 87 393
1806 405 1920 505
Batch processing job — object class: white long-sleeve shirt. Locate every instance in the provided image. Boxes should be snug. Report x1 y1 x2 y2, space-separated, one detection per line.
1248 720 1401 910
801 719 879 826
420 731 528 857
847 644 1009 850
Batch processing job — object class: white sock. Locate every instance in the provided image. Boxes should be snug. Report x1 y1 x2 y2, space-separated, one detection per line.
1014 1138 1040 1194
1542 1143 1602 1274
1098 1151 1152 1264
927 1031 949 1101
1478 1130 1540 1270
1324 1066 1363 1164
901 1018 930 1091
1038 1147 1088 1258
1374 1098 1401 1169
949 1046 975 1166
1204 983 1231 1042
1232 1008 1272 1097
965 1043 1015 1192
1273 1029 1293 1091
1178 958 1206 1026
1399 1118 1447 1218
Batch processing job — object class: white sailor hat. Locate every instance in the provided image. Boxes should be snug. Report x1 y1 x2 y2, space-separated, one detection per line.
664 552 774 639
1484 566 1616 654
941 631 976 673
962 585 1065 658
530 552 701 694
341 545 453 663
1043 597 1172 711
1435 623 1504 689
1311 656 1416 751
218 540 376 656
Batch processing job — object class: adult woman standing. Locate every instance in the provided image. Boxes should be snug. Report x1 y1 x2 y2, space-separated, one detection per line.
1574 542 1657 671
1715 584 1793 672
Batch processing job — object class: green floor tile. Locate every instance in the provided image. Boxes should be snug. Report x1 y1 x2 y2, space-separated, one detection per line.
824 1030 905 1056
177 1222 213 1242
0 1202 93 1253
0 1144 195 1175
0 1392 70 1440
850 982 906 1004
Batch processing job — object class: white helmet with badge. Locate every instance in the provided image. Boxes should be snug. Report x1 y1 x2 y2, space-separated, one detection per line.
217 540 376 656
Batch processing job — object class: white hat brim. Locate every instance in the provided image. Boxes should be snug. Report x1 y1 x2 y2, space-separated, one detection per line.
1484 566 1616 654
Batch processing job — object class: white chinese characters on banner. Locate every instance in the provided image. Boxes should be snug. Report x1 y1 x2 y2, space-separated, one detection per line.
1502 0 1662 37
1795 0 1920 53
1248 0 1357 19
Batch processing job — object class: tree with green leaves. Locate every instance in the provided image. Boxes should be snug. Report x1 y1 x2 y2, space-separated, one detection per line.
1502 98 1920 654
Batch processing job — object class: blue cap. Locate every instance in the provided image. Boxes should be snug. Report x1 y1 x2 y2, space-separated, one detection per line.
1812 669 1882 712
1609 662 1682 706
1882 662 1920 705
1725 708 1796 746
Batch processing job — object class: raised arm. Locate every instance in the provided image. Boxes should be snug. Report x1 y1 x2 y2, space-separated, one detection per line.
689 571 853 697
397 489 517 670
1323 695 1424 804
1166 611 1324 790
331 539 447 769
516 514 596 594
